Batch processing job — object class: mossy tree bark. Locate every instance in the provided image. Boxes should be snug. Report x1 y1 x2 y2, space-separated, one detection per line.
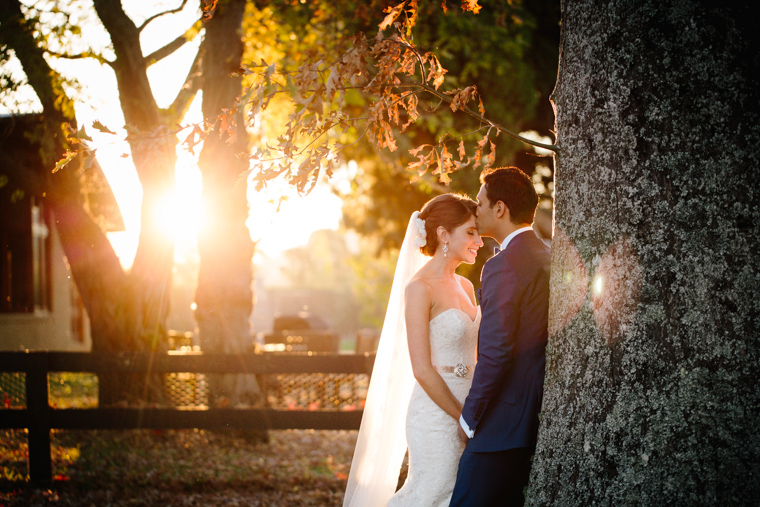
529 0 760 504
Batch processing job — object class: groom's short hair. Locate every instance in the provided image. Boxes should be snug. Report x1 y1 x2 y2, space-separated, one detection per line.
480 167 538 225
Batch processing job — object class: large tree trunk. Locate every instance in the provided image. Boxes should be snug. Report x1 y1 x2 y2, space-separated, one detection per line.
195 0 258 407
93 0 177 346
529 0 760 504
90 0 181 405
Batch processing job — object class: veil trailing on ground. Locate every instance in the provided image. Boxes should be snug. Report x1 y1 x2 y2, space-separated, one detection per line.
343 212 427 507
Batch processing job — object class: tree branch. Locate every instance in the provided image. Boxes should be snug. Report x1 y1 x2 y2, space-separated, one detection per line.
418 82 559 153
160 48 202 125
0 0 74 132
93 0 162 131
46 49 113 67
144 19 202 67
384 36 558 152
138 0 190 33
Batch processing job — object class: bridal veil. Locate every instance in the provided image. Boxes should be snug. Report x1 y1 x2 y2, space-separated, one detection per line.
343 212 427 507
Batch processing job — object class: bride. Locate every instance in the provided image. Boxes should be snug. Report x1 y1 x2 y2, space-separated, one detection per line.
344 193 483 507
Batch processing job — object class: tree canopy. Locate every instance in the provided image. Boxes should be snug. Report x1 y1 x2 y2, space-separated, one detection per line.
214 0 559 274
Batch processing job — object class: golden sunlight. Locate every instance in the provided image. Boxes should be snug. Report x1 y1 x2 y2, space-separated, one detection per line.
151 171 204 244
56 0 342 268
247 176 343 257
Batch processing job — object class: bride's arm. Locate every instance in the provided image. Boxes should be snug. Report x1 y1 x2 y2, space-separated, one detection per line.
404 280 464 421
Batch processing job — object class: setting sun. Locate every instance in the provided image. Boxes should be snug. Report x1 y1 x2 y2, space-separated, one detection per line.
151 166 204 244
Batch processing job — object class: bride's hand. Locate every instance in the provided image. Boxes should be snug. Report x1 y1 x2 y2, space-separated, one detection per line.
457 425 469 443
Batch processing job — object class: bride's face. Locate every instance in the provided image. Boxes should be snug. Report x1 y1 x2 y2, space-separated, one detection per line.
448 215 483 264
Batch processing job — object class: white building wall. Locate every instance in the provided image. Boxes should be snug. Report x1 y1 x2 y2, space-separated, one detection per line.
0 215 91 351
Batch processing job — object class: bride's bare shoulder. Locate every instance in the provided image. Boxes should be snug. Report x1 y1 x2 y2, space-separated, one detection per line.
406 276 433 297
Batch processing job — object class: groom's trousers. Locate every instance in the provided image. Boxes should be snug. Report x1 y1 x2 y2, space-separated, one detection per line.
449 447 533 507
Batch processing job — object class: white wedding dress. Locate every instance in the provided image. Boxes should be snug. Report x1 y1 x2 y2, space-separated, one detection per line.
388 306 480 507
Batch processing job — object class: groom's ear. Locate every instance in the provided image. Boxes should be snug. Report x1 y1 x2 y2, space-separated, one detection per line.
495 200 508 219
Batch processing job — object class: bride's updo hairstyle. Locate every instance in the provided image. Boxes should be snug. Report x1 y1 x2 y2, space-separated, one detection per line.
417 194 477 257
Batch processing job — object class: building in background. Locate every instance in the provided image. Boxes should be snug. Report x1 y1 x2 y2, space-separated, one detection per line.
0 115 122 351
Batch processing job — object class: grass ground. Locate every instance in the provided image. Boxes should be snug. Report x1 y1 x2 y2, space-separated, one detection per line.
0 428 358 506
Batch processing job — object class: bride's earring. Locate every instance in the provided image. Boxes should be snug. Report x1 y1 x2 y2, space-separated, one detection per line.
443 242 448 257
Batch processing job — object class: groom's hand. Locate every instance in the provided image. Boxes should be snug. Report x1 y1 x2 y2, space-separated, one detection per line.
457 425 469 443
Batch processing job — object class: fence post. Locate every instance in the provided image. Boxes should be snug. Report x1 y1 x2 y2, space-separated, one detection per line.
26 352 51 486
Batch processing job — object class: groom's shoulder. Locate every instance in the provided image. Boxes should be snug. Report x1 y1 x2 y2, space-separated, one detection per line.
482 249 516 277
486 235 549 274
512 231 550 257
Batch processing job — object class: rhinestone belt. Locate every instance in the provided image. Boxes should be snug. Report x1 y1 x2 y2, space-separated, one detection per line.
435 363 474 378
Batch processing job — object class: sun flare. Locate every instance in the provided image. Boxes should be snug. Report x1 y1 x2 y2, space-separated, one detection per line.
152 188 203 242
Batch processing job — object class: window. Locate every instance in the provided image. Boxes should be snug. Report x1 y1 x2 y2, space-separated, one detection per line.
0 189 51 313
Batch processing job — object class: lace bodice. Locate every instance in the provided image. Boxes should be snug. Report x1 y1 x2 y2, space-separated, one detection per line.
429 307 480 368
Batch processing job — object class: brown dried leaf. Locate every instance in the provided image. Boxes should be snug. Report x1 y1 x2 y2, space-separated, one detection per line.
404 0 419 35
407 143 436 177
400 92 419 131
379 1 406 31
325 66 341 101
53 150 78 173
409 143 433 157
382 121 397 152
219 109 238 146
441 144 454 175
449 85 479 113
483 140 496 169
387 94 401 125
92 120 116 135
183 125 205 155
461 0 482 14
428 54 447 89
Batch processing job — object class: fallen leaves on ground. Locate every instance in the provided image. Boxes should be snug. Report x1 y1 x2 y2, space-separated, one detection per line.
0 429 358 506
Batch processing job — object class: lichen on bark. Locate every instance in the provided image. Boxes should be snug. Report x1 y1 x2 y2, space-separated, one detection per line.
529 0 760 505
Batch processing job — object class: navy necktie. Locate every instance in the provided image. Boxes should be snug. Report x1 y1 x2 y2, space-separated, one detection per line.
493 246 501 256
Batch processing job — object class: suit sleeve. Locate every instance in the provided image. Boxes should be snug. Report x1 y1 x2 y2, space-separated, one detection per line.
461 256 523 432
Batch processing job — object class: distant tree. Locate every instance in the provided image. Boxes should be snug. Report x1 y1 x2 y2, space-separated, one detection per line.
193 0 260 406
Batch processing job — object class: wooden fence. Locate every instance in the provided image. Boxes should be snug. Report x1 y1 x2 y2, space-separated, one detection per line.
0 351 375 486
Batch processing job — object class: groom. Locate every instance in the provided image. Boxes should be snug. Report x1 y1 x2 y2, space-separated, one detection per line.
450 167 551 506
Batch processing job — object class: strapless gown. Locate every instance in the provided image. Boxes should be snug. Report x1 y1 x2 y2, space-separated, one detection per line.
388 306 480 507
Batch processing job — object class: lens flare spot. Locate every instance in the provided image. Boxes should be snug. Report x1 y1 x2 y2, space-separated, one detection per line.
592 275 604 296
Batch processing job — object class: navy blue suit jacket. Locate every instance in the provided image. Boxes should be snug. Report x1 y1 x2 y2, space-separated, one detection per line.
461 230 551 452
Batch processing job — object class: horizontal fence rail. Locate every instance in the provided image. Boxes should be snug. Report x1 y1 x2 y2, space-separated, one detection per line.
0 351 375 486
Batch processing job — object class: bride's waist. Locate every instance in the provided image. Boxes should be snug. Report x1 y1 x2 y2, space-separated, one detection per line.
433 364 475 379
